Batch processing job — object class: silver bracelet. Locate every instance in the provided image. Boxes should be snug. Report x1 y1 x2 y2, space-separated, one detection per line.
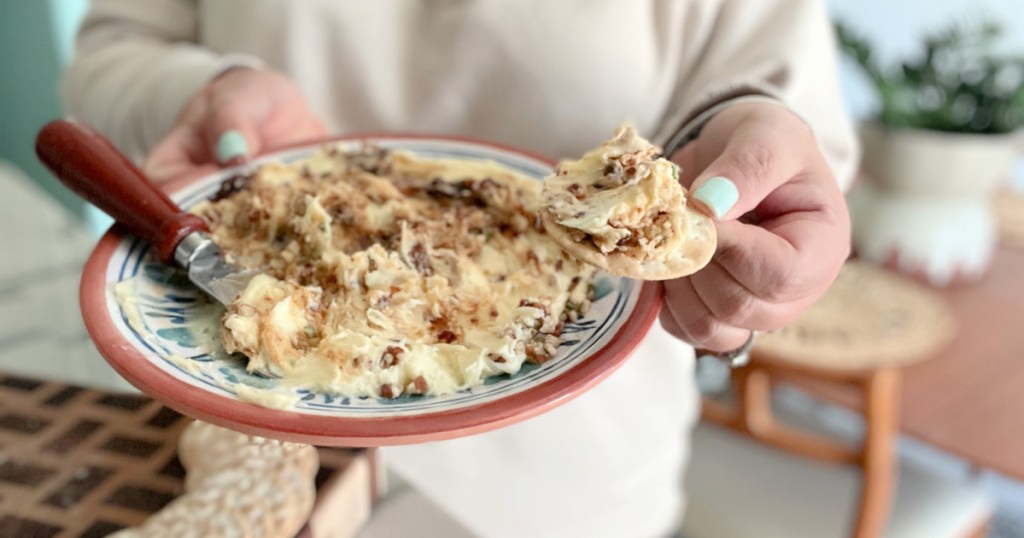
695 330 757 368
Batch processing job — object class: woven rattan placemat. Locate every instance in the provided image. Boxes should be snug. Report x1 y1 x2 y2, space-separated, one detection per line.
0 375 366 538
753 261 958 371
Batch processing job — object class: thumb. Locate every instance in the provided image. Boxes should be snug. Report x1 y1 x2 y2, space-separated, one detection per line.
689 134 800 221
202 102 264 166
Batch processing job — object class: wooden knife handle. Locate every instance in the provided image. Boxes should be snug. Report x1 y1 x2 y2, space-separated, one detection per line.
35 119 208 265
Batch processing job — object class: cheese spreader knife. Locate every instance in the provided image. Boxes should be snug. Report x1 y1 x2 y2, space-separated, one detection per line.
36 119 255 306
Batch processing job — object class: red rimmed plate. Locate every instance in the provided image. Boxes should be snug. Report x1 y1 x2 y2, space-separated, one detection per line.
80 135 660 446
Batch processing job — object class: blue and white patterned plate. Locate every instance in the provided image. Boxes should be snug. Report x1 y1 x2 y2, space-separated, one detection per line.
81 136 661 446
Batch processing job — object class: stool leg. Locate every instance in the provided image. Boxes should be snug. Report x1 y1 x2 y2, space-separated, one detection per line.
852 368 901 538
736 366 774 435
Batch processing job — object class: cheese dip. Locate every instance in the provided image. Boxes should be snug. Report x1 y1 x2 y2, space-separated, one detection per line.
191 146 595 399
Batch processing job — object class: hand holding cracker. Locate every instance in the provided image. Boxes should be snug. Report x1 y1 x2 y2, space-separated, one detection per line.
659 102 851 352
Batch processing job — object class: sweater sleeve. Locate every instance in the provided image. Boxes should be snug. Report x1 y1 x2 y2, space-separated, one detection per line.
60 0 262 162
654 0 859 190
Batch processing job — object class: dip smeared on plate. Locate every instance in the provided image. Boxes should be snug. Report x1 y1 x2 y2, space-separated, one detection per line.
191 146 596 399
541 126 716 280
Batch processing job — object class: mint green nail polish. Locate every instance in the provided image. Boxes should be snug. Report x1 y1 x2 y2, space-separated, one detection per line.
215 130 248 164
693 176 739 218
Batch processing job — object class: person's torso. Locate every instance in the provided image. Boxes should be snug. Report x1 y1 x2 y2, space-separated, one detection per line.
193 5 706 534
198 0 697 159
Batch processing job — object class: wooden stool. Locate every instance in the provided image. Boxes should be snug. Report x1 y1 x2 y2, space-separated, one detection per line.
692 261 982 538
995 190 1024 251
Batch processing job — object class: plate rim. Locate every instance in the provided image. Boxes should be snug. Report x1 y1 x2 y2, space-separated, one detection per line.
79 133 662 446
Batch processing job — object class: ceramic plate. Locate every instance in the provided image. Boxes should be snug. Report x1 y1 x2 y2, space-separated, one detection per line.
80 135 661 446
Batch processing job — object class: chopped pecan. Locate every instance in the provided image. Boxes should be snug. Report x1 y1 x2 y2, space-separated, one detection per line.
524 342 553 364
437 330 457 344
497 222 518 238
379 346 404 368
429 316 448 333
347 145 391 175
407 376 429 395
595 160 625 188
211 171 254 202
409 243 431 273
479 178 499 191
425 178 472 200
519 298 550 317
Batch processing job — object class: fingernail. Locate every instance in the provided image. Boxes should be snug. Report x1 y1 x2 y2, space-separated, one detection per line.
215 130 248 164
692 176 739 218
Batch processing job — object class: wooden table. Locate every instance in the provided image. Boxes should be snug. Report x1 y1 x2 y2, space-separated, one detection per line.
795 246 1024 481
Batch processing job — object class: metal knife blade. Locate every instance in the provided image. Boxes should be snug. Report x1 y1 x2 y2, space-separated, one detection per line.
174 232 257 306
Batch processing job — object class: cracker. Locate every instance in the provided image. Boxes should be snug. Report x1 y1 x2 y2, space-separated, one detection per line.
541 203 716 280
540 125 717 280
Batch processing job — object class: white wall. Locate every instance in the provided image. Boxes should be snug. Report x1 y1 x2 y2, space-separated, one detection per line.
49 0 88 63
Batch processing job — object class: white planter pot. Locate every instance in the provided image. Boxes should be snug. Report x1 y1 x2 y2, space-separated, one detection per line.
851 123 1021 286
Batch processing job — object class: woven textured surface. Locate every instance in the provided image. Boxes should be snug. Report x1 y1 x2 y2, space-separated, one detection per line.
753 261 958 371
996 192 1024 250
0 374 364 538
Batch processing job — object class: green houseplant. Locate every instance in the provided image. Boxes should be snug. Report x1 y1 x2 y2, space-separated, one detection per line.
836 20 1024 286
837 20 1024 135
